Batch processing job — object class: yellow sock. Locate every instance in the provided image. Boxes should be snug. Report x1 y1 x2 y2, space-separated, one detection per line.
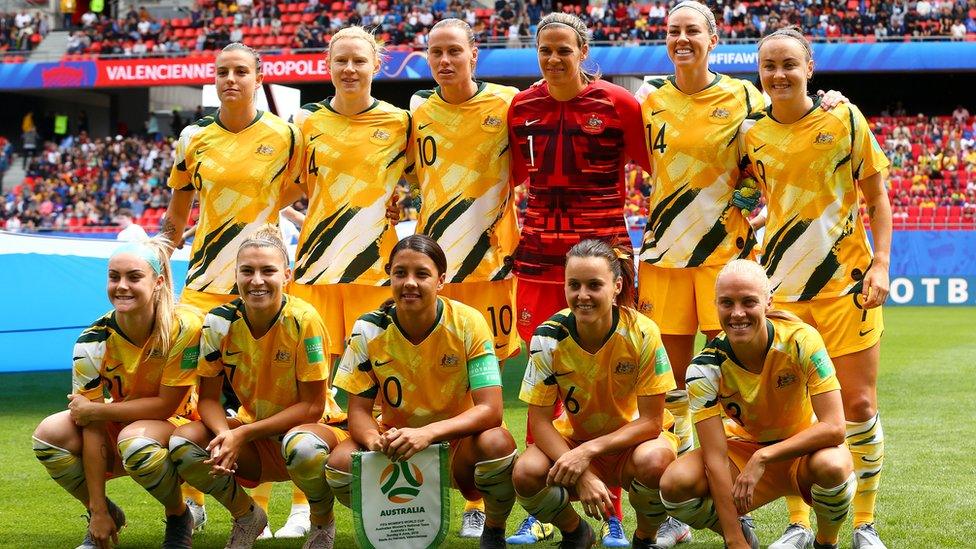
182 485 205 506
251 482 273 512
847 414 884 526
464 498 485 513
292 484 309 506
786 496 812 529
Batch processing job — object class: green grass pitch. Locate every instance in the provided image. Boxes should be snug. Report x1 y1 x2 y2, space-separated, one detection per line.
0 307 972 548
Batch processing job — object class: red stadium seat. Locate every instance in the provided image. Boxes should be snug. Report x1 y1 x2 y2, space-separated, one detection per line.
907 206 920 218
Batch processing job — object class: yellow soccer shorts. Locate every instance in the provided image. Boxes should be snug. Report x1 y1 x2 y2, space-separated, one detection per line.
773 294 884 357
637 263 723 335
441 278 521 359
179 288 237 315
288 283 391 356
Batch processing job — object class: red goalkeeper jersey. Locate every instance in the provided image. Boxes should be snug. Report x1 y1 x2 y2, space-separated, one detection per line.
508 79 651 282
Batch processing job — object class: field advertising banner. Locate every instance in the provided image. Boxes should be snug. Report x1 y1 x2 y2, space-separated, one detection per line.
351 444 450 549
1 41 974 90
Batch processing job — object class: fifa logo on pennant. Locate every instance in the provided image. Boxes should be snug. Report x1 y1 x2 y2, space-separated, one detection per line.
380 461 424 503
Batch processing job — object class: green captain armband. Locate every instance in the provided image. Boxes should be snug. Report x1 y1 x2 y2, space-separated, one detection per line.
468 354 502 390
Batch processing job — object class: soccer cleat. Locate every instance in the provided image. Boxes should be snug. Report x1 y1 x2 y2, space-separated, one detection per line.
852 523 887 549
302 521 336 549
654 517 692 547
460 508 487 538
77 499 127 549
769 523 814 549
163 507 194 549
275 504 311 538
724 516 759 549
507 515 556 544
480 525 508 549
256 525 273 540
559 520 596 549
224 504 269 549
630 534 661 549
600 516 630 547
185 497 207 533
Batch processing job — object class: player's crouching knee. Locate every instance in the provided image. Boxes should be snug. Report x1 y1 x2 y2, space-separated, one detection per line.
632 447 674 489
808 446 854 487
473 427 516 460
659 462 697 503
512 452 550 496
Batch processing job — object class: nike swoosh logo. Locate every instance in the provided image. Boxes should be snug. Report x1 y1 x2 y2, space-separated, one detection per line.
105 363 123 372
310 133 323 141
225 350 242 357
858 328 874 337
525 119 540 126
495 343 507 349
530 349 542 355
374 359 393 366
418 123 432 130
753 145 767 153
651 109 666 115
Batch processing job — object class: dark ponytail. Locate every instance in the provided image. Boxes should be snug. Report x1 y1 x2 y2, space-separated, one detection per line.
566 238 636 307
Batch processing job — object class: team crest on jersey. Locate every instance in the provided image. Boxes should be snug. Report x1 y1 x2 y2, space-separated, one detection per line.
518 307 533 326
813 131 836 149
776 372 798 389
255 144 275 156
638 301 653 315
614 361 636 375
709 107 731 120
274 349 291 363
440 354 459 367
581 114 605 134
481 114 504 132
370 129 392 144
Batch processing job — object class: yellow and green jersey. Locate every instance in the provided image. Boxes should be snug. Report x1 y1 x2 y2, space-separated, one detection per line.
292 99 411 286
408 82 520 283
73 306 202 418
742 100 889 301
168 111 302 295
519 306 676 443
687 317 841 443
636 73 764 268
334 297 501 430
199 294 345 425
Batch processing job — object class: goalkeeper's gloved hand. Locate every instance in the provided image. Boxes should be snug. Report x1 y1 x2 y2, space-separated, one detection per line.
732 177 761 215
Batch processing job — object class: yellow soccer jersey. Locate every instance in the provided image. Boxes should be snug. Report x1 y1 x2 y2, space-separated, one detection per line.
73 306 202 417
519 307 676 443
292 99 411 285
408 82 520 283
199 295 345 425
686 317 841 443
168 111 302 295
334 297 502 430
636 73 764 268
742 100 889 301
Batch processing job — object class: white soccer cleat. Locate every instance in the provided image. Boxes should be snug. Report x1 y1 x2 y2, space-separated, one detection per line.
256 525 273 540
459 509 486 538
275 504 311 538
225 505 268 549
852 523 887 549
654 516 692 547
302 521 336 549
769 523 814 549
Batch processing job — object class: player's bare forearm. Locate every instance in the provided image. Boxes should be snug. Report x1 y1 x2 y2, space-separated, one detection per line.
162 189 194 249
236 380 326 442
423 386 503 443
758 390 846 465
579 394 663 457
860 172 892 267
348 393 383 449
697 416 746 544
95 385 188 423
528 403 575 462
197 376 231 435
82 424 111 512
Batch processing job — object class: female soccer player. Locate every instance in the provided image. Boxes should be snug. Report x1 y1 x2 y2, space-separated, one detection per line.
514 239 679 549
742 28 892 549
160 41 310 535
659 259 856 549
32 238 201 549
408 17 521 539
325 235 518 549
168 228 347 549
507 12 652 545
289 26 412 363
